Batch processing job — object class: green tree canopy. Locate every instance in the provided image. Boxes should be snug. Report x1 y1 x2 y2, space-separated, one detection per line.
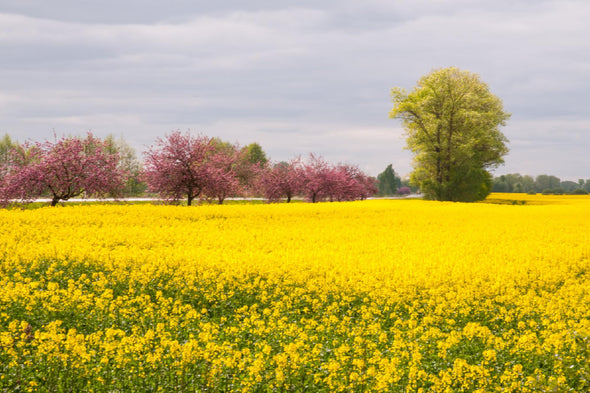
389 67 510 202
243 142 268 167
377 164 401 196
535 174 560 192
105 135 147 197
0 134 18 166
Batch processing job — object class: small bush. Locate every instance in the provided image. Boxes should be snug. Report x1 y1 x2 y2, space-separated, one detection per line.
542 188 564 195
397 186 412 195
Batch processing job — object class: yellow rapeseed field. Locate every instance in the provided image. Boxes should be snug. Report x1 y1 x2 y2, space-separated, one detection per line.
1 194 589 392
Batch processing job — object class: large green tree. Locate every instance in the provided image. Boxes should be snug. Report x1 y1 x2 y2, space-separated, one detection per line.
389 67 510 202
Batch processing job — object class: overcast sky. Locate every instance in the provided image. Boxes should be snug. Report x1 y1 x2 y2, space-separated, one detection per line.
1 0 589 178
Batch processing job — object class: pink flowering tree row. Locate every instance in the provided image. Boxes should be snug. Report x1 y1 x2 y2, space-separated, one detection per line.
142 131 257 205
259 154 377 203
0 130 377 206
0 133 127 206
143 132 376 204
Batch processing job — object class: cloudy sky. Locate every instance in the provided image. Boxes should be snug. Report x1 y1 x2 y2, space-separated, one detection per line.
1 0 589 179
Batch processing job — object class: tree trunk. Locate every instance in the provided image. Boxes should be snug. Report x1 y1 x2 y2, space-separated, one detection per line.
51 196 60 206
435 126 443 200
187 195 193 206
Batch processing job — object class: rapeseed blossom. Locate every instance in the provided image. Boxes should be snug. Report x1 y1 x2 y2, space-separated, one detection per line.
0 195 589 391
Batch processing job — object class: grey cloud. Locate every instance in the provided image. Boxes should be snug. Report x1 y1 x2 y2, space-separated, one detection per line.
1 0 589 178
0 0 341 24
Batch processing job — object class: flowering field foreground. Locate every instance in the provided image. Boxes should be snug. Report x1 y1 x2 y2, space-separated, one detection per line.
1 195 589 392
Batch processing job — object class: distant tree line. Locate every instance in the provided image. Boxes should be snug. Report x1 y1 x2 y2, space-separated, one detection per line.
373 166 590 197
492 173 590 195
0 132 378 206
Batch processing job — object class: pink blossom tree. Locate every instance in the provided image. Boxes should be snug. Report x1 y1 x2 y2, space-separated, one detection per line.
327 164 360 202
300 155 377 203
331 163 378 201
0 143 43 205
143 131 220 206
202 145 244 204
300 154 335 203
258 159 304 203
361 174 379 199
0 133 127 206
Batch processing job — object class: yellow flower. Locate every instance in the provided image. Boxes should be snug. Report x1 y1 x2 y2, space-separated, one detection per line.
0 196 588 391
